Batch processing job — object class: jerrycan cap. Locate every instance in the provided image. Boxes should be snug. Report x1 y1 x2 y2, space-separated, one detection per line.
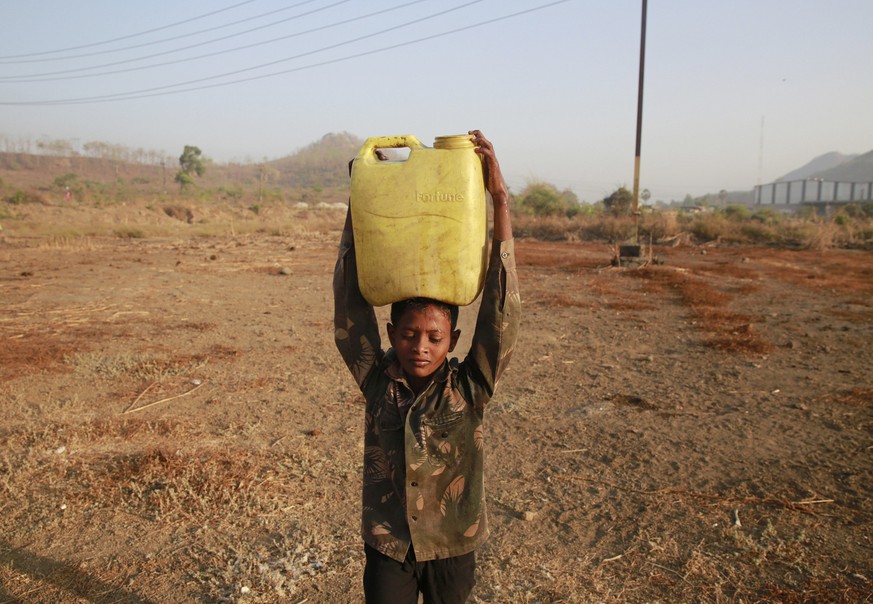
433 134 475 149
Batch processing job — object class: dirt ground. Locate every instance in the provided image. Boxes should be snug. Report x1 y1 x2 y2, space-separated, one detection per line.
0 211 871 603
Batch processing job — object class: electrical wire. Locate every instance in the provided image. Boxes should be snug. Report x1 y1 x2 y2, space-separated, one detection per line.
0 0 429 82
0 0 262 61
3 0 487 104
1 0 571 106
0 0 330 68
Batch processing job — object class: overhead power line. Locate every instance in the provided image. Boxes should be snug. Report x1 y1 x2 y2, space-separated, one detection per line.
0 0 263 61
0 0 429 82
0 0 571 107
0 0 332 67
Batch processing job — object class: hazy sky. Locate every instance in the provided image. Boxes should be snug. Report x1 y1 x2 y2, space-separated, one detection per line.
2 0 871 202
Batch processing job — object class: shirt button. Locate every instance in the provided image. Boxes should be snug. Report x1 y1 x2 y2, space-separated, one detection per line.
441 432 449 438
411 515 418 522
501 251 509 258
411 481 418 487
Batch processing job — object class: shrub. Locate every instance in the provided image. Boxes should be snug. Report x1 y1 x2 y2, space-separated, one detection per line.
740 222 778 243
751 207 781 225
640 211 680 241
515 181 580 217
512 214 578 240
114 228 146 239
833 213 851 226
602 186 634 217
6 190 45 205
52 173 79 189
841 202 873 219
723 204 750 221
582 215 634 242
687 213 730 242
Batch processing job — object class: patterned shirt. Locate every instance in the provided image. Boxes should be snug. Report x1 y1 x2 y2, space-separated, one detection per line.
333 224 521 562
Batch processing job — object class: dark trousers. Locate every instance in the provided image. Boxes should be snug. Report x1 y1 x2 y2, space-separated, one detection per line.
363 543 476 604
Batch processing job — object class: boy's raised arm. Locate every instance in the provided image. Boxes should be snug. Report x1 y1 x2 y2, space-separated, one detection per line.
333 209 382 388
462 131 520 405
470 129 512 242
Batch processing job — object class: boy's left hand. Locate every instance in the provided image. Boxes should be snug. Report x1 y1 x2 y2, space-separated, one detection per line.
469 130 508 201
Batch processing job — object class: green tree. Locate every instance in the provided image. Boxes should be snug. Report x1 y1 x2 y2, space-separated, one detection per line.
175 145 205 191
602 186 634 217
515 180 579 217
723 204 750 221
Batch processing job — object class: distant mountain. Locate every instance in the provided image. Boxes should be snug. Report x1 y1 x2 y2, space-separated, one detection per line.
268 132 362 188
0 132 367 201
809 149 873 182
778 152 859 182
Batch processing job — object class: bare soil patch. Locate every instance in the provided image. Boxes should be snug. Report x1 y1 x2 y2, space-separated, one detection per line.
1 227 871 603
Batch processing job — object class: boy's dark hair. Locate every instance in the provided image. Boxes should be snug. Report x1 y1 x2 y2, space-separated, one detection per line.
390 297 459 330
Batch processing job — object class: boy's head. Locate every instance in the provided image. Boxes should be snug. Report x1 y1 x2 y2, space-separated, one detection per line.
388 298 461 391
390 297 459 331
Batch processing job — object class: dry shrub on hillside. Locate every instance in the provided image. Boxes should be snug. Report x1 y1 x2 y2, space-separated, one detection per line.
164 205 193 223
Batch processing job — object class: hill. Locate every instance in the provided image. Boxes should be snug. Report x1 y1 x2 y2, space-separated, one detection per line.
778 149 873 183
809 149 873 182
777 151 858 181
0 132 363 206
685 148 873 208
267 132 362 188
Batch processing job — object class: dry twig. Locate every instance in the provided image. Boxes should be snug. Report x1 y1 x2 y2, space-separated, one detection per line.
560 475 835 515
123 381 205 414
122 381 157 413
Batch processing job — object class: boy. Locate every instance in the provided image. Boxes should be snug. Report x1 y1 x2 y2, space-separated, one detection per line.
333 130 521 603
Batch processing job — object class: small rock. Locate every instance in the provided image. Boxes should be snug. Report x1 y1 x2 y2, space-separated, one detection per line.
523 511 536 522
308 429 322 437
278 267 292 275
55 446 66 455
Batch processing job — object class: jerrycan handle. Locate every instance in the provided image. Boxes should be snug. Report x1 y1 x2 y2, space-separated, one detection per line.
355 135 424 164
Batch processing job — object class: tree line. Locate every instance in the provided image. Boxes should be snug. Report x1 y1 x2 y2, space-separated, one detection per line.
0 135 172 166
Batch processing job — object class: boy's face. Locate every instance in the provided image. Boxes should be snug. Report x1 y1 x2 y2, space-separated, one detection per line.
387 304 460 391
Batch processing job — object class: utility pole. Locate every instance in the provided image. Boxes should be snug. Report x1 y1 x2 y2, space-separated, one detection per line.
631 0 648 245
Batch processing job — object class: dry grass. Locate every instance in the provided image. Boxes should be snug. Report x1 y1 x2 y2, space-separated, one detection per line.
512 209 873 251
625 266 773 354
1 218 870 603
0 408 356 601
0 336 77 380
516 240 607 272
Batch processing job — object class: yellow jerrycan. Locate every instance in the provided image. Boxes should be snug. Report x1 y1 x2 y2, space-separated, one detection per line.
350 134 487 307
